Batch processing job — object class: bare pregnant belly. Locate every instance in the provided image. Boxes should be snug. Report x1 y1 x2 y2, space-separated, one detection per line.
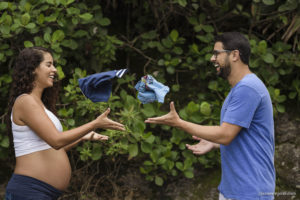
14 148 71 191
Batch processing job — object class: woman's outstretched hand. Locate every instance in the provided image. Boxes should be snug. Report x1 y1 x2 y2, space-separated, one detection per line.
95 108 125 131
145 102 182 127
82 131 109 141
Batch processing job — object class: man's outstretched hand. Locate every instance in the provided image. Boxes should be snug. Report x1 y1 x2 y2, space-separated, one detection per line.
145 102 181 127
186 136 218 155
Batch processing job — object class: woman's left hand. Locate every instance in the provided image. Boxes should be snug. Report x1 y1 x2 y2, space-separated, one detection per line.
82 131 109 141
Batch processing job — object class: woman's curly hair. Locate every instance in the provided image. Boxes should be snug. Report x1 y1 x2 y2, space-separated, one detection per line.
6 47 60 154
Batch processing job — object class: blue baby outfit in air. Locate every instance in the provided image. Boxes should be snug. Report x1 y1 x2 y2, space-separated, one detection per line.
219 74 275 200
135 75 169 104
78 69 128 102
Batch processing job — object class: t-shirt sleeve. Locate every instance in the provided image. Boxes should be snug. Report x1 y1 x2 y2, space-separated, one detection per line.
222 85 261 129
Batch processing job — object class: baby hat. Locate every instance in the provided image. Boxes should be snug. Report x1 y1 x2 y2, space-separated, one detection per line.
78 69 128 102
135 75 169 104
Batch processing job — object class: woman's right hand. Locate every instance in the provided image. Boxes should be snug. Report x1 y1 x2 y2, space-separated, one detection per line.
94 108 125 131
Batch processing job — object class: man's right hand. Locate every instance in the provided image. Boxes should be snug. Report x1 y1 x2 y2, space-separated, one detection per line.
186 136 219 155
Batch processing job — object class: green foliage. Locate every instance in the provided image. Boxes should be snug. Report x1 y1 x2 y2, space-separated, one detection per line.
0 0 299 189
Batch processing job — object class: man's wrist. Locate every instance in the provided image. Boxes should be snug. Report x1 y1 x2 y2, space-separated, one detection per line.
213 143 220 149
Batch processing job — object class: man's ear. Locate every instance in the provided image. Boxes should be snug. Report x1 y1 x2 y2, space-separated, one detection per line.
232 50 240 62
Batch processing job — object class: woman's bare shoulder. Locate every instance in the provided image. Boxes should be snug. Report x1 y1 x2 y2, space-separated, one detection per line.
13 94 41 112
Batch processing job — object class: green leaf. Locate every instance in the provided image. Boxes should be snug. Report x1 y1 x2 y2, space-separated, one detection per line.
288 92 297 99
262 53 274 64
170 58 181 66
0 136 9 148
162 38 172 48
144 134 155 144
56 66 65 80
132 120 145 134
187 101 199 114
175 162 184 171
24 2 31 12
72 18 78 25
176 0 187 7
25 23 35 29
276 104 285 113
0 53 4 61
91 143 102 160
21 13 30 25
191 43 199 53
184 169 194 178
167 66 175 74
249 58 260 68
45 12 58 22
173 47 183 55
0 2 9 10
24 41 33 48
67 7 80 15
194 24 203 32
99 17 111 26
166 160 175 170
128 143 138 158
155 176 164 186
158 157 167 165
52 30 65 43
0 44 9 50
67 119 75 126
46 0 55 5
276 95 286 103
141 142 152 153
61 39 78 50
67 0 75 5
143 160 153 166
172 84 180 92
79 13 93 21
0 25 10 35
202 25 214 33
34 36 44 46
141 104 156 117
37 14 45 24
200 102 211 116
73 30 88 38
187 17 198 25
170 29 179 42
150 150 159 163
257 40 267 54
278 1 297 12
44 32 51 43
3 14 12 26
141 30 157 39
208 81 218 91
158 59 164 66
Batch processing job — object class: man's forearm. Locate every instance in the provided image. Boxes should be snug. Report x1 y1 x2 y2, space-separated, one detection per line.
177 119 229 145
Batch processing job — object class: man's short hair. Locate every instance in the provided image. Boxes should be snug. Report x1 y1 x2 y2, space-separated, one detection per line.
214 32 251 65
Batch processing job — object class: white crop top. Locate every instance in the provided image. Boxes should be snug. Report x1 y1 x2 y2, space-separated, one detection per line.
11 107 63 157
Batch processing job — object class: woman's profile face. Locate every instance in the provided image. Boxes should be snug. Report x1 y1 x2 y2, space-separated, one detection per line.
33 52 57 89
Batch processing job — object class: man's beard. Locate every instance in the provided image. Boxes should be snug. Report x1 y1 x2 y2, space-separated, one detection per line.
217 60 231 79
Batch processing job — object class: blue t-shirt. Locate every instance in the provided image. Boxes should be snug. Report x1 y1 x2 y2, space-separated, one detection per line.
218 74 275 200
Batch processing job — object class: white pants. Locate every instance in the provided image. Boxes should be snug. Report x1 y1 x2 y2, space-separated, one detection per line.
219 193 234 200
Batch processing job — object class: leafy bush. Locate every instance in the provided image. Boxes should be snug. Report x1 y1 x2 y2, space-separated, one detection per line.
0 0 299 187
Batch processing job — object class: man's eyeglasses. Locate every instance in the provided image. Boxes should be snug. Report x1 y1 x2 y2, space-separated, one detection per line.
212 50 232 58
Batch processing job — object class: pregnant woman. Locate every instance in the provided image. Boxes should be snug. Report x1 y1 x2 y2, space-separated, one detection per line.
5 47 125 200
